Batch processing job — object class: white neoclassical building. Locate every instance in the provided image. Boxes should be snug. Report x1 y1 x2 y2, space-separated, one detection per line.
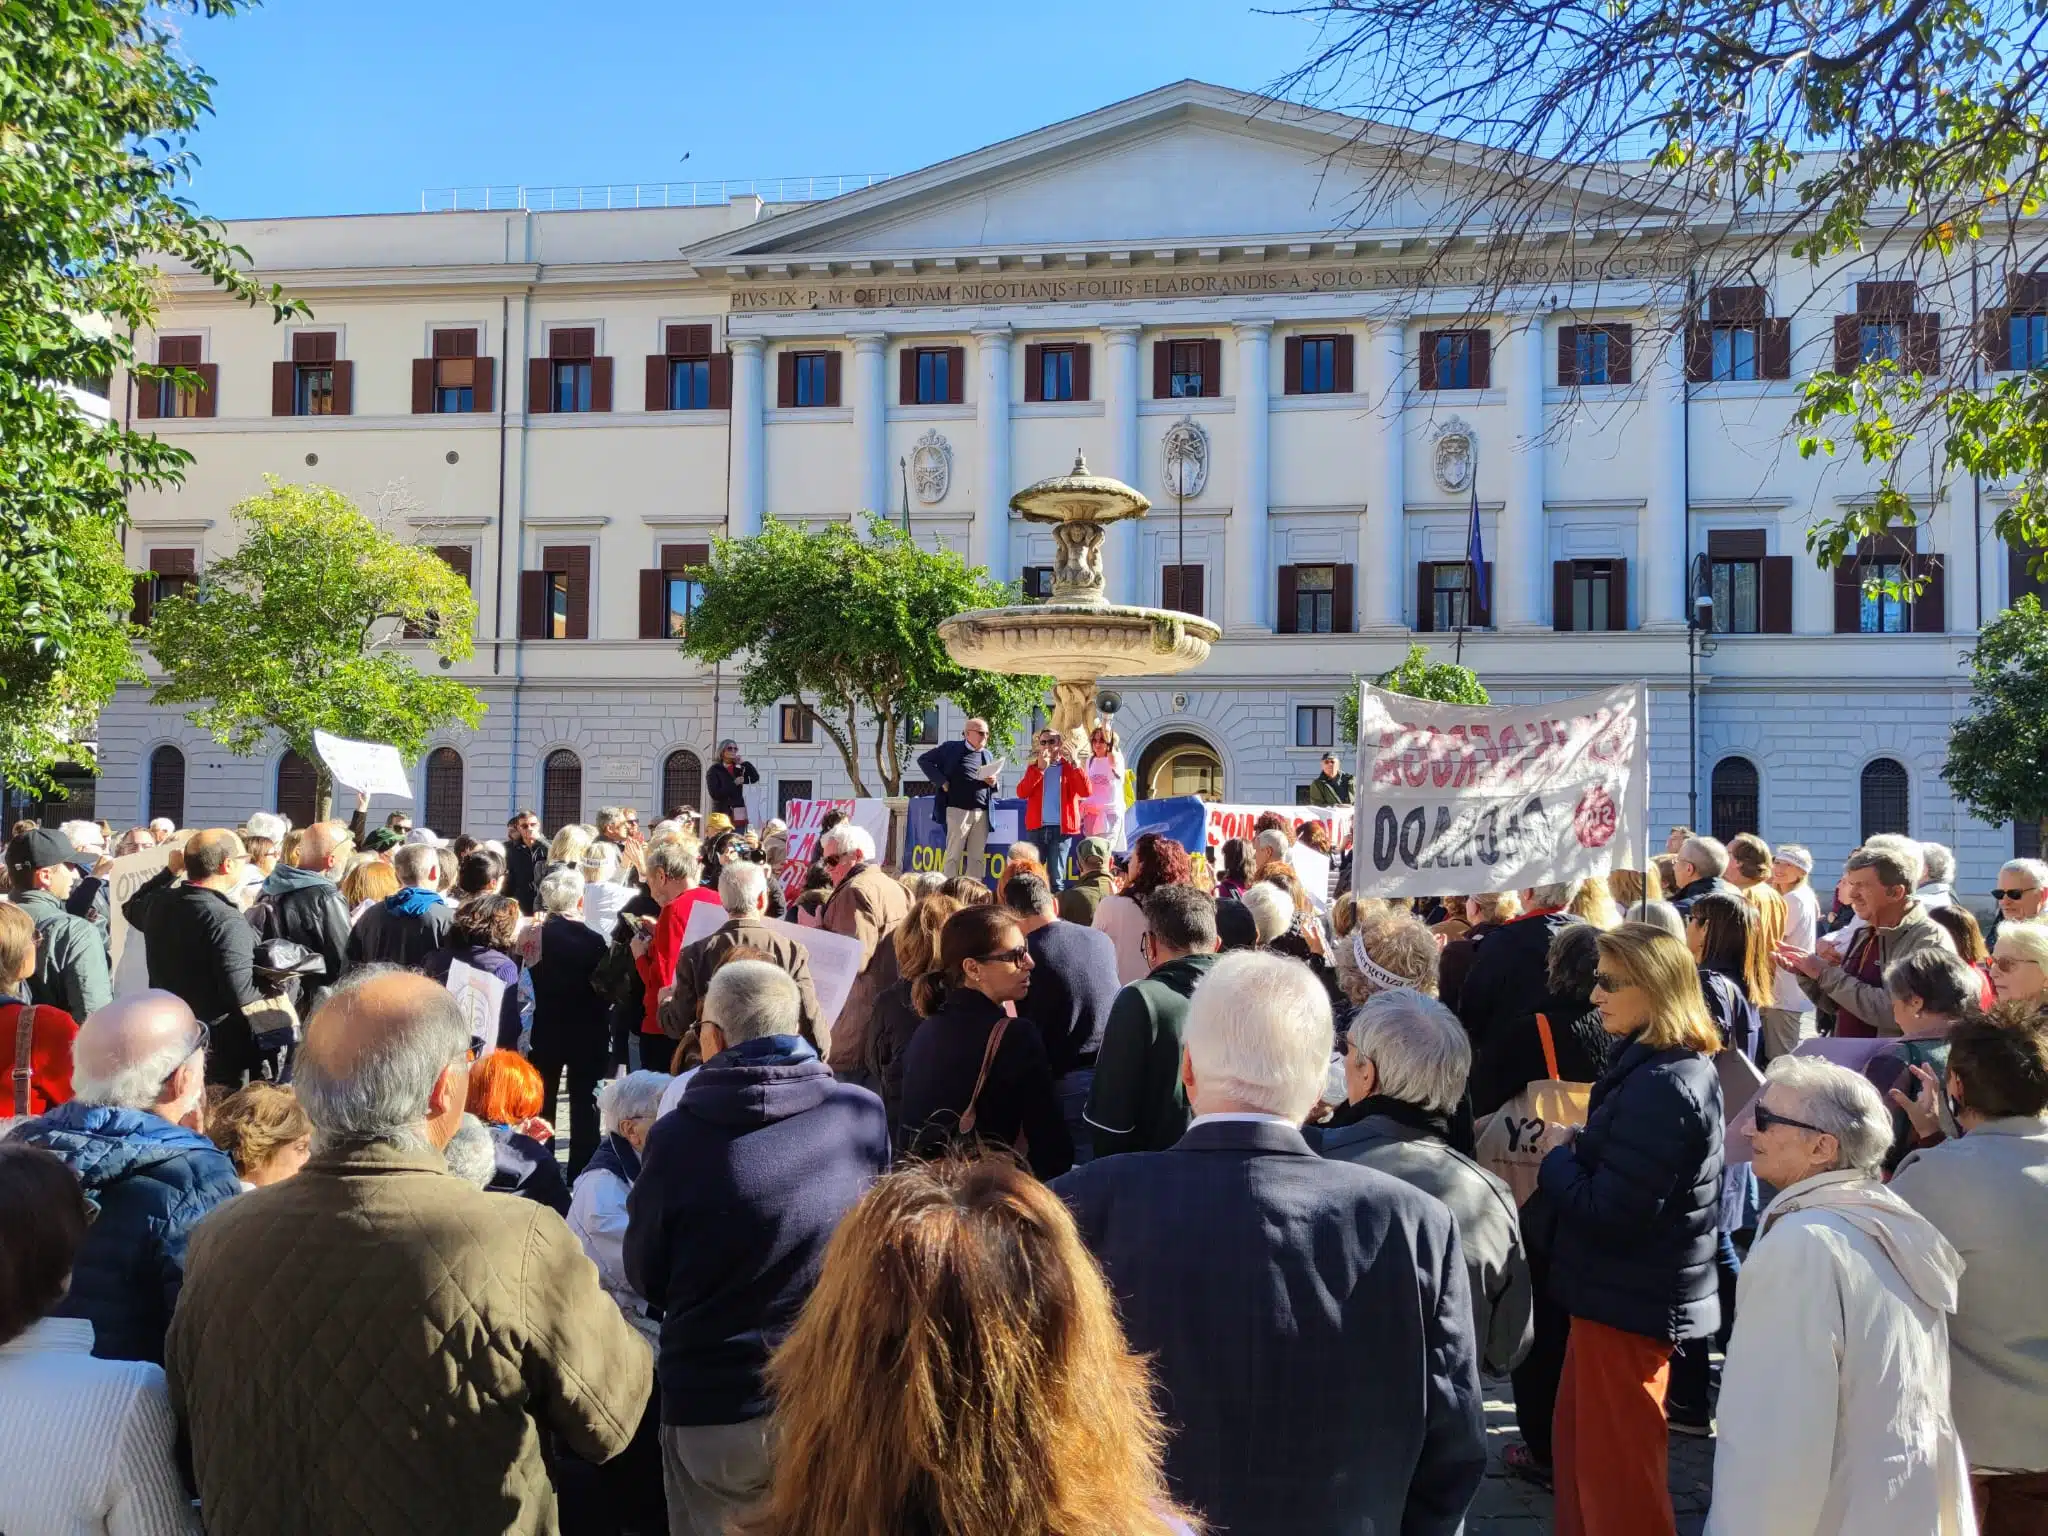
63 81 2048 887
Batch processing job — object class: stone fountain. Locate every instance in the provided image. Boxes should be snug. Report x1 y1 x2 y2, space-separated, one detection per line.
938 454 1221 747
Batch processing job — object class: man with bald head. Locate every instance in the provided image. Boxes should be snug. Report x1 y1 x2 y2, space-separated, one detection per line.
13 990 240 1362
121 828 265 1083
249 818 354 1016
167 969 651 1536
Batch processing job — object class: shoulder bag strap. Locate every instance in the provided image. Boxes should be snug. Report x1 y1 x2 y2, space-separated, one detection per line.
14 1004 39 1119
958 1016 1010 1137
1535 1011 1561 1082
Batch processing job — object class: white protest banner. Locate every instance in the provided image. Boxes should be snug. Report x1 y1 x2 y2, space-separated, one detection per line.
109 832 191 997
776 797 892 901
1203 802 1354 851
446 957 509 1051
679 900 866 1029
313 730 415 800
1351 680 1650 900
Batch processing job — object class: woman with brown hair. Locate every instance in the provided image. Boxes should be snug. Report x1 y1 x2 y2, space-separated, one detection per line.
868 892 963 1130
737 1157 1196 1536
1095 832 1194 984
898 906 1072 1177
421 893 525 1051
1684 891 1766 1056
207 1082 312 1189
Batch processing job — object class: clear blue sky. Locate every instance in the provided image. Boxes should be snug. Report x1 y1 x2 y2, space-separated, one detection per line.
178 1 1329 219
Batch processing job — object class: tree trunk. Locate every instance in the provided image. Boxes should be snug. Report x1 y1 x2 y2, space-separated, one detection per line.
815 699 871 797
315 765 333 823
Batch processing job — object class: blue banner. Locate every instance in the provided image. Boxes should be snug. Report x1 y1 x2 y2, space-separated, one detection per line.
906 794 1213 888
1121 795 1208 855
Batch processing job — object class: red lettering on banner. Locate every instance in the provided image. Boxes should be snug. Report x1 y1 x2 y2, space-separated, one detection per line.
1496 724 1522 782
1448 726 1476 788
1429 727 1457 788
1372 730 1404 787
1402 732 1430 788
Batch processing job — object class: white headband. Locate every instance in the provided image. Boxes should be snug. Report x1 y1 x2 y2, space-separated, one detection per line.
1350 931 1415 993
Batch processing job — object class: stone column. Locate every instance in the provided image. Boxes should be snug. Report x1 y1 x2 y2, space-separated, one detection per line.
727 336 766 537
1364 319 1407 629
1231 319 1273 631
850 331 889 524
975 327 1013 579
1102 323 1143 605
1497 315 1547 629
1640 321 1688 629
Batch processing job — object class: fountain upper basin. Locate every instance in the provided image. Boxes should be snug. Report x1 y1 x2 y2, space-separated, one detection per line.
938 602 1219 678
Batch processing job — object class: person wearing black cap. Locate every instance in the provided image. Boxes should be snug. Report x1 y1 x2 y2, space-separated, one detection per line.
4 830 111 1022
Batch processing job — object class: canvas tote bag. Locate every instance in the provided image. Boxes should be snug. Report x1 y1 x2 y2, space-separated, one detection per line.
1473 1013 1594 1205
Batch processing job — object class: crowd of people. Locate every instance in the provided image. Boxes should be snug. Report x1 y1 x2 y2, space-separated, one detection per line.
0 755 2045 1536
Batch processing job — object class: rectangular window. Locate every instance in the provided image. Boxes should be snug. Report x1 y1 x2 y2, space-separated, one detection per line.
1038 345 1075 402
153 337 203 418
779 704 814 744
1434 332 1474 390
668 358 711 410
776 780 813 818
2011 313 2048 371
665 574 701 639
153 569 196 606
1162 563 1205 617
912 348 952 405
158 378 201 418
1574 328 1613 385
1168 340 1208 398
295 365 334 416
436 384 473 413
1293 564 1336 634
546 572 572 639
909 706 939 745
1860 560 1911 633
1431 564 1472 631
1298 337 1338 394
1861 321 1904 365
1294 705 1335 749
552 361 592 413
1710 558 1762 634
1021 565 1056 602
793 353 831 407
1711 326 1760 382
1571 563 1613 631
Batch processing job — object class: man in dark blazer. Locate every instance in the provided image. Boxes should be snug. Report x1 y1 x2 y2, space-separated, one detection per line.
1053 950 1487 1536
1001 870 1119 1162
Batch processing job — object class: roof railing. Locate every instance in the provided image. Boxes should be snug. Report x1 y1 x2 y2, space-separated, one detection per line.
420 174 892 213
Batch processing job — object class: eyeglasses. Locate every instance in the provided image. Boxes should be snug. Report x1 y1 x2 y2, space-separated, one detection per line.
1994 888 2038 901
161 1021 210 1088
1753 1102 1829 1136
1993 954 2042 973
821 852 848 869
973 946 1032 968
1591 971 1633 992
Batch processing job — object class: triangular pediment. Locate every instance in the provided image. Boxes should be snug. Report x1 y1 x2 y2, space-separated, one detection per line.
686 81 1692 263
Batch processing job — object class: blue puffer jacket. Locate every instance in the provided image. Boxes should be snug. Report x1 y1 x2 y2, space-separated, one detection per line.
13 1100 242 1363
1537 1035 1724 1344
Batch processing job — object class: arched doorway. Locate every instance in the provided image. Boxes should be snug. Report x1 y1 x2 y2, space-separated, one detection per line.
1136 731 1224 802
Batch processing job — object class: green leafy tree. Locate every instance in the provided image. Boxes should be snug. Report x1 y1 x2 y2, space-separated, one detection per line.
1942 595 2048 844
681 516 1047 796
1336 644 1491 743
0 0 296 792
147 481 485 819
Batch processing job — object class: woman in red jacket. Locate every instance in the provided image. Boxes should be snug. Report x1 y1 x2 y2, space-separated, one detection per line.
1017 731 1090 894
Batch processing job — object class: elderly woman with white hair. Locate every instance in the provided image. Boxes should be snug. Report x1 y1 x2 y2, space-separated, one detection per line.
577 839 634 941
1319 987 1532 1377
1705 1056 1972 1536
1332 910 1441 1005
1991 916 2048 1008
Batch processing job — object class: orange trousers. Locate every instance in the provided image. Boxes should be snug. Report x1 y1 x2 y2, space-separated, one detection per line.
1553 1316 1676 1536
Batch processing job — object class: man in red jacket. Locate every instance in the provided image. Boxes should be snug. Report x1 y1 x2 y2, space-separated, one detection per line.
1018 731 1090 895
631 839 717 1069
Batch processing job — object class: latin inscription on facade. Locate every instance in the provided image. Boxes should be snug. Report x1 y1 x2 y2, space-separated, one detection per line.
730 254 1691 312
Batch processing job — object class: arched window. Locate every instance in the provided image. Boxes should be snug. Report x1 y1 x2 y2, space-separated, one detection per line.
276 749 319 829
1861 758 1910 839
424 747 464 835
661 749 703 820
147 745 186 828
1709 757 1760 845
541 749 582 832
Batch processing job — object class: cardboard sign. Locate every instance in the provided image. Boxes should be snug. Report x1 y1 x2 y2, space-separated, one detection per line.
108 832 191 997
777 798 891 901
678 900 865 1027
314 730 414 800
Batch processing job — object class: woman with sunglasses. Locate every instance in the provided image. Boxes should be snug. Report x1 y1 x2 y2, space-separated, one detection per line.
897 906 1073 1178
1990 917 2048 1008
1536 921 1724 1536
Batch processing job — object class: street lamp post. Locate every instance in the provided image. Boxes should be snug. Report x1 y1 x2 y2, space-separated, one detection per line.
1687 553 1716 829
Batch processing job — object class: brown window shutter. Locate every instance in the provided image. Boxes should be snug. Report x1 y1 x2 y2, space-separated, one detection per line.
1200 338 1222 397
1469 330 1492 390
134 369 160 419
902 347 921 406
1553 560 1575 630
1761 319 1793 380
1833 315 1861 374
708 354 731 409
1906 313 1941 373
589 357 613 412
1276 565 1299 633
551 328 595 360
1684 322 1713 383
471 357 494 413
638 569 665 638
528 357 551 414
777 351 796 408
434 545 473 586
542 546 591 638
1707 528 1768 559
191 363 216 417
330 361 352 415
1608 558 1629 631
823 351 842 407
1332 563 1355 632
433 329 476 359
1834 560 1864 633
668 324 712 357
2014 272 2048 310
130 573 154 626
1912 553 1946 633
1152 341 1170 399
1023 344 1044 404
1184 565 1205 616
1982 309 2013 372
1857 281 1916 319
1710 287 1767 324
152 548 196 576
946 345 965 405
291 332 325 363
1415 563 1435 632
1071 343 1091 401
1283 335 1304 395
646 355 670 411
1418 331 1441 391
519 570 548 638
412 358 435 414
272 360 296 416
1332 335 1354 394
1162 564 1180 611
1474 563 1494 628
1607 325 1634 385
157 335 200 366
1557 327 1580 387
1760 555 1794 633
